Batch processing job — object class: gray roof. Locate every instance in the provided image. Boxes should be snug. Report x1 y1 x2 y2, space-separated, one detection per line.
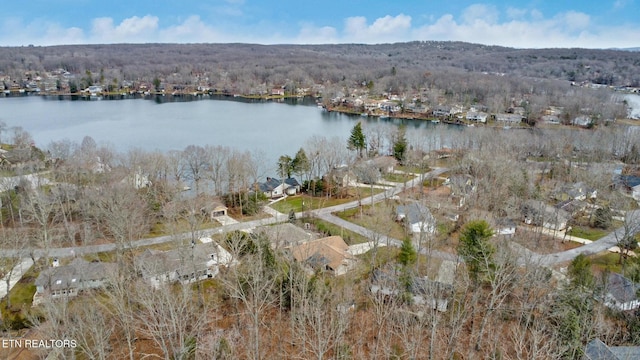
396 203 435 226
256 223 315 247
584 339 640 360
607 273 640 304
135 242 229 278
35 258 116 291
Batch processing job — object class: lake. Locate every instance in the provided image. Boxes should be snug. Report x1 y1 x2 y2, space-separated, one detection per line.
0 95 447 171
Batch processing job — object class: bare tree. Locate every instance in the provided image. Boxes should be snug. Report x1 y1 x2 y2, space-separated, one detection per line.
133 279 205 360
220 239 279 360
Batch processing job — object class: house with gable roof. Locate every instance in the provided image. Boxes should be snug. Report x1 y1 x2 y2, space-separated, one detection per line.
289 235 356 276
603 272 640 311
135 239 234 288
34 258 116 304
395 202 436 234
258 176 301 198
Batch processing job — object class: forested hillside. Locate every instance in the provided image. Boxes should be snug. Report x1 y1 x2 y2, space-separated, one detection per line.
2 41 639 88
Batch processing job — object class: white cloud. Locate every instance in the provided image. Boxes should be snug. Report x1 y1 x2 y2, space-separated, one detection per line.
408 5 634 49
91 15 159 43
461 4 499 25
159 16 222 43
295 23 338 44
559 11 590 31
343 14 411 42
1 4 639 49
506 7 527 20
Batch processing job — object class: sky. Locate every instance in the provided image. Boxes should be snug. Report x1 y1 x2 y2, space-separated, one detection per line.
1 0 639 49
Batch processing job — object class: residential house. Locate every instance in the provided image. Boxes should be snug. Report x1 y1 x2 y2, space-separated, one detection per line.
208 198 228 218
555 199 588 217
584 338 640 360
135 240 234 288
495 218 517 236
379 101 401 113
432 105 451 117
395 202 436 234
289 236 355 276
326 165 358 188
85 85 103 95
271 87 284 96
466 111 488 123
521 199 570 231
34 258 116 303
617 175 640 201
553 182 597 202
495 113 523 125
258 177 300 199
445 174 476 197
370 264 454 311
541 114 561 125
256 222 315 248
284 177 301 195
603 272 640 311
573 116 593 127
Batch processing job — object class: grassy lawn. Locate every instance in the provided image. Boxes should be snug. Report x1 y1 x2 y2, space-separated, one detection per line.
334 201 407 241
300 217 370 245
271 189 384 214
383 172 416 182
0 262 40 330
567 226 609 241
591 252 624 273
396 165 430 174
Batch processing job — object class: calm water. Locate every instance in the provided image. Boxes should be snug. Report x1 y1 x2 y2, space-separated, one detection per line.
0 95 447 169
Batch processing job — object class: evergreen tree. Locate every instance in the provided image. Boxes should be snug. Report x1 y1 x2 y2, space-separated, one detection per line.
392 125 408 164
347 122 366 158
458 220 495 283
398 236 417 267
568 253 594 289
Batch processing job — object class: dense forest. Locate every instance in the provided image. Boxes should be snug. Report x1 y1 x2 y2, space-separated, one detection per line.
2 42 640 87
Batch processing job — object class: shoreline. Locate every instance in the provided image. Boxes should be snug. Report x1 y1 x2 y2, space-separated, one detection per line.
3 90 638 127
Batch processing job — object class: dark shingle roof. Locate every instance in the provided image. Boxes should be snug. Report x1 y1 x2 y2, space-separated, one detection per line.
607 273 639 304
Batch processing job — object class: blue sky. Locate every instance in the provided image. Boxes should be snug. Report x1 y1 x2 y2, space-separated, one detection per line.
1 0 639 48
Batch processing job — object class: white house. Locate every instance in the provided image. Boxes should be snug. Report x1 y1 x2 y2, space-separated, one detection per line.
396 203 436 234
466 111 488 123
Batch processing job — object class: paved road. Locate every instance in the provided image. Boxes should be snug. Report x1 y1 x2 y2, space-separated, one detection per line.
533 210 640 266
0 167 637 270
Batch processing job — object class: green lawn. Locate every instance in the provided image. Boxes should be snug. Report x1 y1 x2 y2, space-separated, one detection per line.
0 263 40 330
271 189 383 214
383 173 416 182
335 202 407 241
567 226 609 241
396 165 430 174
591 252 624 273
301 217 369 245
